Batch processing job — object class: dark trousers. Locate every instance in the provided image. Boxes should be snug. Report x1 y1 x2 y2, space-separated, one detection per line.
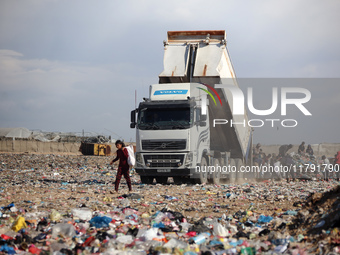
115 167 132 191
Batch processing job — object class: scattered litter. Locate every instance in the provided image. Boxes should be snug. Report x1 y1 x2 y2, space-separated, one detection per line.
0 153 339 254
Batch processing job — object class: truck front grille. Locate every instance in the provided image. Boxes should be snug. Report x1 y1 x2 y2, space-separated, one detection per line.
142 139 186 150
143 154 184 168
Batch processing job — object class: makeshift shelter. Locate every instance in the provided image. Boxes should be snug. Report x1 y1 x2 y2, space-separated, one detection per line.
0 127 32 139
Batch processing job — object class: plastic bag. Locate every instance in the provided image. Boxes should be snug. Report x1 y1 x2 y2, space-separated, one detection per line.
213 222 229 237
52 223 76 238
50 209 62 222
89 216 112 228
126 145 135 166
12 216 27 232
71 208 93 221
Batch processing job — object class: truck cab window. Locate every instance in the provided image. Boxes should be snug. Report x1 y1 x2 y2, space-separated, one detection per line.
137 107 192 130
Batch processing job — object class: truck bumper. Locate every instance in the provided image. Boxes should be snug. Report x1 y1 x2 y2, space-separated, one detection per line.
136 168 195 177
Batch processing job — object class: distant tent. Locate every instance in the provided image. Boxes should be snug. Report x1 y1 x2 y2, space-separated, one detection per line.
0 127 32 138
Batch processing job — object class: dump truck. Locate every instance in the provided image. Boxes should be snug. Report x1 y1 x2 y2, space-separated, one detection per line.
130 30 252 184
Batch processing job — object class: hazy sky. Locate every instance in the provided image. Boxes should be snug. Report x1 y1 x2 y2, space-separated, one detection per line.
0 0 339 144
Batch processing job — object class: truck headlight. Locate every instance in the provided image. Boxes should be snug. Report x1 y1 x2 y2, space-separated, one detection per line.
136 153 143 164
185 152 193 166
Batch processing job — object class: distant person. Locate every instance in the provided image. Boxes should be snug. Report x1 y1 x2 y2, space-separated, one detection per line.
256 149 266 165
322 155 331 181
254 143 261 155
335 151 340 181
273 156 282 181
306 144 314 156
110 140 132 193
264 153 272 165
278 144 293 157
298 142 305 154
282 154 295 182
270 153 277 167
252 143 261 166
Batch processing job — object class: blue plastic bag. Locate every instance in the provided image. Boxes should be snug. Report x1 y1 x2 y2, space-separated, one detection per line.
89 216 112 228
257 215 273 224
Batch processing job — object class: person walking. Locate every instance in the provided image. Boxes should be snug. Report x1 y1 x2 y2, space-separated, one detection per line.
110 140 132 193
335 151 340 181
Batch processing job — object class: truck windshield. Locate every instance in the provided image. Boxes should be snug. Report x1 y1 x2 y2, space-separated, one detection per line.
137 107 192 130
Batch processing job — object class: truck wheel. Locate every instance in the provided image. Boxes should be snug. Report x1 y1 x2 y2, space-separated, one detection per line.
212 158 221 185
140 176 153 184
198 157 208 184
156 176 168 184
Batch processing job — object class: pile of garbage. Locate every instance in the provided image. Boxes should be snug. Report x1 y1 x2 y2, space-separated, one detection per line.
1 153 340 254
83 136 111 144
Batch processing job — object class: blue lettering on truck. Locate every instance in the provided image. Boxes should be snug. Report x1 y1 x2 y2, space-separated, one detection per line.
154 90 188 95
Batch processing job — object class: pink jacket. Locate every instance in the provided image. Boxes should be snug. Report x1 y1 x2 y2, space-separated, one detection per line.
336 151 340 165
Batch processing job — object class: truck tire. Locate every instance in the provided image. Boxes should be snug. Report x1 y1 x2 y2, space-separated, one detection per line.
198 157 208 184
156 176 168 184
140 176 153 184
212 158 221 185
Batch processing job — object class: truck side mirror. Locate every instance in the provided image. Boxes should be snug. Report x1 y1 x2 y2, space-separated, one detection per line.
130 110 136 128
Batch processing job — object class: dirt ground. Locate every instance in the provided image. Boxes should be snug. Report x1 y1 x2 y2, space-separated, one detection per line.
1 152 340 254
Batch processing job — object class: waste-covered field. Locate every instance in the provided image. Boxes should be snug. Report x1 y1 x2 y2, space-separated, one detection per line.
1 153 340 254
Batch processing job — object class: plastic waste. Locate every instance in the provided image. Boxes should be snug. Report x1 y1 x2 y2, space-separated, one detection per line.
0 244 16 254
50 209 62 221
284 210 298 216
116 235 134 244
189 232 211 245
10 207 18 213
153 222 165 228
71 208 93 221
213 222 229 237
164 238 188 249
241 247 256 254
52 223 76 238
140 228 160 241
126 145 136 166
28 244 42 255
1 152 340 254
12 216 27 232
314 220 325 228
89 216 112 228
257 215 273 224
274 245 288 253
120 198 130 207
